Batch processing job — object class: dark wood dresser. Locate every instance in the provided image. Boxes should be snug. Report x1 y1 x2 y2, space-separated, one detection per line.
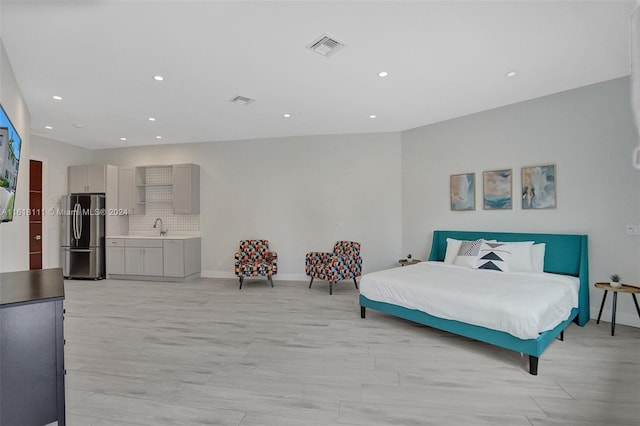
0 268 66 426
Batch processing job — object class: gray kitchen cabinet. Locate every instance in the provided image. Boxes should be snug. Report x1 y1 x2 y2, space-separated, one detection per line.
120 163 199 215
106 237 201 281
124 239 164 276
68 164 112 193
172 164 200 214
106 238 125 275
118 167 139 214
163 238 201 278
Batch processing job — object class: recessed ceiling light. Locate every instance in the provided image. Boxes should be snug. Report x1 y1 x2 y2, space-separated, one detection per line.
120 137 127 141
378 71 388 77
506 71 518 77
148 117 156 121
73 123 84 128
153 75 164 81
44 125 53 130
52 95 62 101
155 136 162 139
283 113 291 118
369 115 377 119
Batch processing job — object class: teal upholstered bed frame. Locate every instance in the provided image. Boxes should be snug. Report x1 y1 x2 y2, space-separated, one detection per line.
359 230 589 375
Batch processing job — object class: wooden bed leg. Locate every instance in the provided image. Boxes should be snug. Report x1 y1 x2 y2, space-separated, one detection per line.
558 331 564 341
360 306 366 318
529 356 539 375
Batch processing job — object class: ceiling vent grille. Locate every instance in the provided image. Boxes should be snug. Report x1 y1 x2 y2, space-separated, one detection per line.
307 34 346 57
230 95 256 106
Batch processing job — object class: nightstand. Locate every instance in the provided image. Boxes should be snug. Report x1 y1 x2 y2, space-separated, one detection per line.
594 282 640 336
398 259 421 267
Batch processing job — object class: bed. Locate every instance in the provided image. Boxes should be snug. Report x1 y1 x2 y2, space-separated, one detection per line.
359 230 589 375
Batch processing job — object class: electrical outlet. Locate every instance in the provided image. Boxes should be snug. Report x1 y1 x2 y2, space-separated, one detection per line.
625 225 640 235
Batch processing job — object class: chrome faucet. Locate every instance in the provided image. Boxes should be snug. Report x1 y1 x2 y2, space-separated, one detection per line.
153 218 167 236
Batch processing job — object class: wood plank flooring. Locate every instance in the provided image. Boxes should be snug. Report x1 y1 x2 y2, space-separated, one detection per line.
62 277 640 426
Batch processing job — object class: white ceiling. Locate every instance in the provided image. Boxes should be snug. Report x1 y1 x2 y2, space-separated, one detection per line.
0 0 637 150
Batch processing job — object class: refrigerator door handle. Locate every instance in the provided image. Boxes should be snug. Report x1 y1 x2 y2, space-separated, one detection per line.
73 203 81 240
65 248 94 253
72 204 77 240
78 204 83 240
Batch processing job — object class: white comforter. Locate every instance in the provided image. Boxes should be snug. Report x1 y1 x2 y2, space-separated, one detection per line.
360 262 579 339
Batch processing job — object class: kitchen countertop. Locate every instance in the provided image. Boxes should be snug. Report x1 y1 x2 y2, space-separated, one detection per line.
107 235 200 240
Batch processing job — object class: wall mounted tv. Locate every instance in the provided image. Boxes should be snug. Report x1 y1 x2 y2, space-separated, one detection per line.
0 103 22 222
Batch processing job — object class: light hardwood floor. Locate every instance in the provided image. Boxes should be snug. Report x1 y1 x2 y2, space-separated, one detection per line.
63 277 640 426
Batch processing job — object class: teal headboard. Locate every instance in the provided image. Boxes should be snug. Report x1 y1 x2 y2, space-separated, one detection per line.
429 230 589 326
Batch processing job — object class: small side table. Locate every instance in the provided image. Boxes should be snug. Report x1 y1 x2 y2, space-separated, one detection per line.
594 282 640 336
399 259 421 267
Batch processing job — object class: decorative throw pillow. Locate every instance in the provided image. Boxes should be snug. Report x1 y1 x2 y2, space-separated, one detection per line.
453 239 485 268
475 241 512 272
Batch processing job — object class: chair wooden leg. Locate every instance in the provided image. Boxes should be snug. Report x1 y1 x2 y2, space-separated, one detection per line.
268 275 274 288
239 276 244 289
353 277 358 289
330 281 333 295
308 277 314 289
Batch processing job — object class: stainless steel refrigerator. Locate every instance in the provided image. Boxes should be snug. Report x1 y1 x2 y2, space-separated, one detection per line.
61 194 106 279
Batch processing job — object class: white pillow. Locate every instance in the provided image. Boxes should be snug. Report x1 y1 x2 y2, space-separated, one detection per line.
454 239 485 268
498 241 534 272
475 241 512 272
444 238 462 264
531 243 546 273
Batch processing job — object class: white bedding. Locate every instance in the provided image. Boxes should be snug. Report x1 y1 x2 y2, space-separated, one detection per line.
360 261 579 339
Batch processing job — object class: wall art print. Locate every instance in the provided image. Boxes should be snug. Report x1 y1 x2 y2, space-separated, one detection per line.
483 169 512 210
521 164 556 209
450 173 475 211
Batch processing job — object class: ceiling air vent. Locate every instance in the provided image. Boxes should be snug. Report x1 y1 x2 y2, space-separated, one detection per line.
307 34 346 57
230 95 256 106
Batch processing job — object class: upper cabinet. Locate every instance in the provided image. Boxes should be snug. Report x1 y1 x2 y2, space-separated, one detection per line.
118 167 137 214
173 164 200 214
68 165 110 193
118 163 199 215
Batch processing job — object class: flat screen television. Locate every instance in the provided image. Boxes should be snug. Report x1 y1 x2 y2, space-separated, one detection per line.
0 103 22 222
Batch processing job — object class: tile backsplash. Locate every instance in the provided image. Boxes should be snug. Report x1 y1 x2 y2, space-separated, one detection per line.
128 166 200 234
129 211 200 234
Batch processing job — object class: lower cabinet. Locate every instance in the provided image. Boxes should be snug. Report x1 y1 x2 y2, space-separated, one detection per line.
106 237 200 281
106 239 125 274
163 239 201 278
125 246 163 276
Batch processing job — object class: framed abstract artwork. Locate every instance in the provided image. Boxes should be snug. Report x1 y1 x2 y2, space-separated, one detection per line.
521 164 556 209
483 169 512 210
450 173 475 211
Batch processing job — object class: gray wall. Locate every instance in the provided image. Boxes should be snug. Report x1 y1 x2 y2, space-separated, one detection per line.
401 77 640 327
94 132 404 279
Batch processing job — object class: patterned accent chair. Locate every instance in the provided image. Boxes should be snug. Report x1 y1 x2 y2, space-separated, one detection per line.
234 240 278 289
305 241 362 295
